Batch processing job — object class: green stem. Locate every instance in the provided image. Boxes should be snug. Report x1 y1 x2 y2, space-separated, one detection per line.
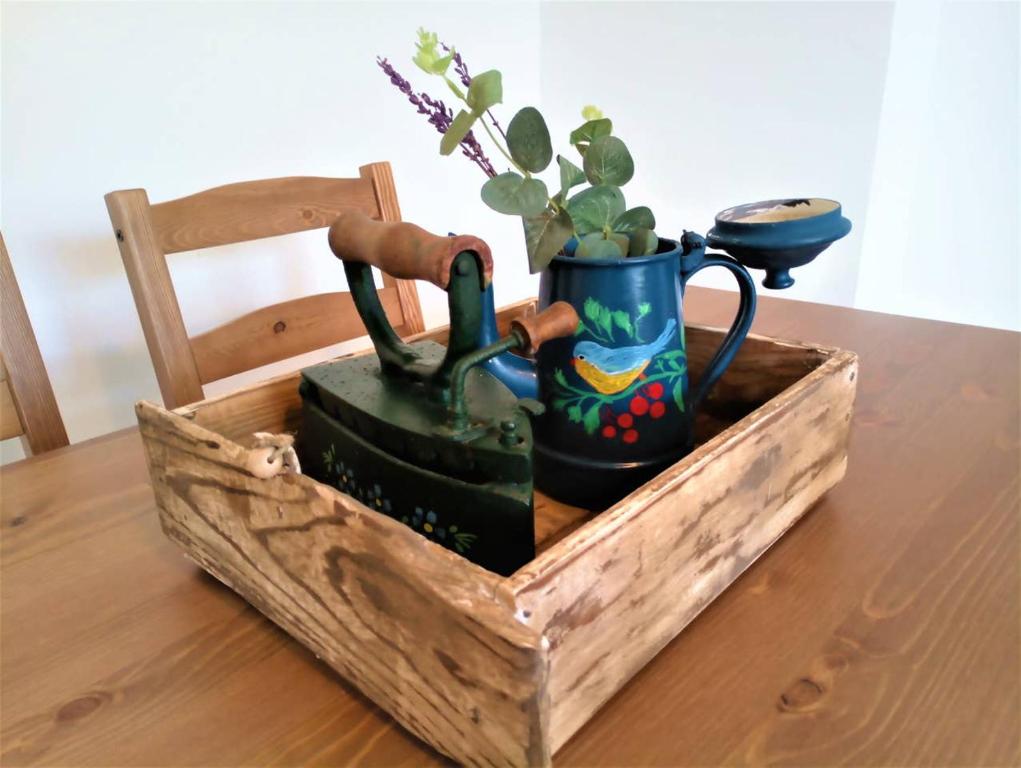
556 378 596 399
478 116 524 173
576 320 612 344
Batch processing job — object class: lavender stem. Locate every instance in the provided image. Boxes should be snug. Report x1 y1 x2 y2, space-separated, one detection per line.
376 56 496 178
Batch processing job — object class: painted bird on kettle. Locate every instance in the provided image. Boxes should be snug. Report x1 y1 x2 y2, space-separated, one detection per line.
572 319 678 395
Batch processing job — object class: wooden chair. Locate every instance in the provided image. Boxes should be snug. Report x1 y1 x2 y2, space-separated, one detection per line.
1 233 70 455
105 162 426 409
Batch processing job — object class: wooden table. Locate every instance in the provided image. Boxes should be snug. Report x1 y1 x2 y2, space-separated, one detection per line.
2 288 1018 766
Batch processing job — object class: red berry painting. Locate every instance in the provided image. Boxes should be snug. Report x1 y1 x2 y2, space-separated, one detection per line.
550 297 687 441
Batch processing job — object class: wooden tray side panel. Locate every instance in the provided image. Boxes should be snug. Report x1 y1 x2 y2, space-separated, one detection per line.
136 402 551 767
510 351 858 752
687 325 834 413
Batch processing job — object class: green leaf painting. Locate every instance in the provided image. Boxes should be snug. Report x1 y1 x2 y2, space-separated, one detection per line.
672 379 685 412
612 310 632 338
548 296 687 434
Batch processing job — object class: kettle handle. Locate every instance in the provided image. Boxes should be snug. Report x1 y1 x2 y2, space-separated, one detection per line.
327 211 492 383
679 252 757 415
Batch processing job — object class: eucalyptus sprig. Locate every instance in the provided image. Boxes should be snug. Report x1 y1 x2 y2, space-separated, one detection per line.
400 29 659 273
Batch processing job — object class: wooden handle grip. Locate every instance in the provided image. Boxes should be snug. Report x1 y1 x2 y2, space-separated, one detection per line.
328 210 493 289
511 302 579 355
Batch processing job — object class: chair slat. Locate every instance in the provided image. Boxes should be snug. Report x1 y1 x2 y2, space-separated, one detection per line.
190 287 404 384
151 177 379 254
107 163 425 409
1 379 23 441
0 235 70 454
106 189 206 407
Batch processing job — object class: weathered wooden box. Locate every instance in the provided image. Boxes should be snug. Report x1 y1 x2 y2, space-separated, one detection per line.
136 301 857 766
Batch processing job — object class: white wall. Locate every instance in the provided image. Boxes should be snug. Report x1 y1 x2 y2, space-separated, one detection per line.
857 0 1019 329
1 0 1018 463
540 0 894 308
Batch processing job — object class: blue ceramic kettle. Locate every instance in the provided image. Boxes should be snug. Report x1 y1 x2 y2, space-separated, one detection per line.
477 198 851 508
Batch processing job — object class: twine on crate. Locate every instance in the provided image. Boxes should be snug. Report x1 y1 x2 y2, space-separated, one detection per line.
245 432 301 479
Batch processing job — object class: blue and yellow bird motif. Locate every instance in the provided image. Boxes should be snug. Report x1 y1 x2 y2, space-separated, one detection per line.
572 319 678 395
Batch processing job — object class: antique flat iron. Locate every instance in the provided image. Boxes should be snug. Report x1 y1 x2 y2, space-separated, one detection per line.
296 211 577 576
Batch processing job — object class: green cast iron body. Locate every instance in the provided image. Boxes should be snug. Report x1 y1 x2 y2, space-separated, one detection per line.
296 250 541 576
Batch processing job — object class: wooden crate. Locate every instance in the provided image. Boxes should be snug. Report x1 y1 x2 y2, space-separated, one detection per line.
136 301 858 766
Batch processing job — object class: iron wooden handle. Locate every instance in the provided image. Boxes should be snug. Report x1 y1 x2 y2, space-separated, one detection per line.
511 302 579 355
328 210 494 290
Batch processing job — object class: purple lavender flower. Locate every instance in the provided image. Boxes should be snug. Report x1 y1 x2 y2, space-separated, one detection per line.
444 44 472 89
376 56 496 177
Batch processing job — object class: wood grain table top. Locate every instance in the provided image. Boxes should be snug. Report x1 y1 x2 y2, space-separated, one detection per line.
2 287 1018 766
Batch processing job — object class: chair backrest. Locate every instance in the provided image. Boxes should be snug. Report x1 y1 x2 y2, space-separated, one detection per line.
0 233 70 455
105 162 425 409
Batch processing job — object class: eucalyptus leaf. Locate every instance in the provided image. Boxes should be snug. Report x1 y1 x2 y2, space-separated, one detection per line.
466 69 503 115
481 172 549 217
445 78 465 100
506 107 552 173
576 233 624 259
584 136 634 186
557 155 585 200
627 228 659 257
569 118 613 147
566 185 626 235
440 109 476 156
609 232 630 255
614 206 656 233
523 208 573 273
